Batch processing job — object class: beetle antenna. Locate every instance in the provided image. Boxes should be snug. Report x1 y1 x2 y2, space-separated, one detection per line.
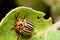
15 13 19 20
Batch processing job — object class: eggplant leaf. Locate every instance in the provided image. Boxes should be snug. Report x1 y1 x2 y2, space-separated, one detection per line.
0 7 52 40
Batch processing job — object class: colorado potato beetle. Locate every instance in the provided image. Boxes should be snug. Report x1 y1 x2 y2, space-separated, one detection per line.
14 18 34 35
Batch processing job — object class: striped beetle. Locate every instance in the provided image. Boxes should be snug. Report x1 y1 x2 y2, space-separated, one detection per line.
11 14 34 40
14 18 34 35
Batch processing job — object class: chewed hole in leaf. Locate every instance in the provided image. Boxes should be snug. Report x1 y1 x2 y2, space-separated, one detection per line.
43 13 50 20
37 16 41 19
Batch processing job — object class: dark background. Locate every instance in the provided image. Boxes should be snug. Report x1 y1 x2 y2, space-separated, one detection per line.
0 0 50 21
0 0 17 21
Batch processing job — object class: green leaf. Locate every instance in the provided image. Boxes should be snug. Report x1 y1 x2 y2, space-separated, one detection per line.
0 7 52 40
47 30 60 40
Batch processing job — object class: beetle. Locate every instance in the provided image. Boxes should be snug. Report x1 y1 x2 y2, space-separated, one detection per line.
11 17 34 40
14 18 34 34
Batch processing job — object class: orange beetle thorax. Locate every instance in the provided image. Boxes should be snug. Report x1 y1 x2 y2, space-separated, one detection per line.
14 18 26 31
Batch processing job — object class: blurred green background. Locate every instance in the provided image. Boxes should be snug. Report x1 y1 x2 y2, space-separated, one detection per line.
0 0 60 23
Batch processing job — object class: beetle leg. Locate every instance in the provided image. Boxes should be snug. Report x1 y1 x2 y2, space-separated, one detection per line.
11 27 14 30
16 33 21 40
